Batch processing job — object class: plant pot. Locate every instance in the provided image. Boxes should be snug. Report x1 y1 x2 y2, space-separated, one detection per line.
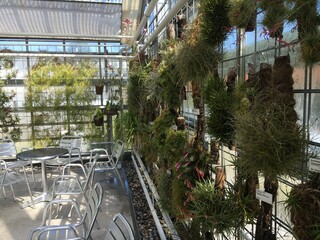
93 116 104 126
104 108 118 116
95 85 104 95
245 13 256 32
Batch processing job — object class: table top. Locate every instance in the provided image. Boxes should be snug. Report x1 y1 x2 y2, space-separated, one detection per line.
16 147 69 161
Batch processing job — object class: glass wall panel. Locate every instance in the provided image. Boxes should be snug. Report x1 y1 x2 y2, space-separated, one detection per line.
310 93 320 143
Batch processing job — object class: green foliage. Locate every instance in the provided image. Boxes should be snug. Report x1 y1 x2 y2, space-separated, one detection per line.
199 0 232 46
156 170 173 213
156 42 184 109
114 110 138 148
259 0 287 38
285 181 320 240
171 173 187 217
204 75 240 144
176 40 221 83
176 147 212 188
287 0 320 63
0 80 21 140
127 62 158 124
25 59 97 145
235 101 305 178
188 180 248 234
163 129 189 167
235 56 306 179
175 18 222 83
228 0 257 29
152 110 176 152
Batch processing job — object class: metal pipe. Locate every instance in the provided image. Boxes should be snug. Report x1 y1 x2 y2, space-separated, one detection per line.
131 151 167 240
0 52 134 59
139 0 188 52
133 149 180 239
0 33 133 41
133 0 160 42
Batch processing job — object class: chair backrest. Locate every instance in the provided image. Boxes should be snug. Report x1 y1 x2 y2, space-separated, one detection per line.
105 213 135 240
0 139 17 158
110 140 124 165
59 136 83 153
82 154 98 192
83 182 103 239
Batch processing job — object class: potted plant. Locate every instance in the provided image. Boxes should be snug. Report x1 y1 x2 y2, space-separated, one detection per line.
104 101 119 116
95 78 104 95
93 108 104 126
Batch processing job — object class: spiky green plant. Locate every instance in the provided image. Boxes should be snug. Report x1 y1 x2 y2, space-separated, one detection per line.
285 175 320 240
228 0 257 30
199 0 232 46
188 180 249 235
287 0 320 63
156 42 184 109
259 0 287 38
204 74 242 145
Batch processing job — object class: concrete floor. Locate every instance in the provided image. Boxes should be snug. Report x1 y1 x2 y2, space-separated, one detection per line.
0 165 133 240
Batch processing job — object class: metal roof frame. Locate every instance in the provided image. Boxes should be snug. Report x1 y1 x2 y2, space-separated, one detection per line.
0 0 131 41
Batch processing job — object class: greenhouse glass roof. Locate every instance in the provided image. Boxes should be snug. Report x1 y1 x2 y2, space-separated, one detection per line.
0 0 122 41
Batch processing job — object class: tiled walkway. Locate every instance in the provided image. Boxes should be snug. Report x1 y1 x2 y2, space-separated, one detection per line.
0 164 133 240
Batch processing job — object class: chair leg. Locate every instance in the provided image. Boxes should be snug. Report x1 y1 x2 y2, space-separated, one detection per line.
10 185 16 201
95 217 101 230
24 170 35 208
114 169 126 193
2 187 7 198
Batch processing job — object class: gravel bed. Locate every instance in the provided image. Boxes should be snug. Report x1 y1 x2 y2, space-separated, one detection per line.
124 159 161 240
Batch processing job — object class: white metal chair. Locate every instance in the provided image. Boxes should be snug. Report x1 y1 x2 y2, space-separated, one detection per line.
28 182 103 240
105 213 135 240
46 136 83 168
51 154 98 201
0 159 34 207
0 138 37 186
87 140 125 191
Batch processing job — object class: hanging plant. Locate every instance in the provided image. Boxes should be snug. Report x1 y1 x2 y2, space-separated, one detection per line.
187 180 250 235
286 173 320 240
199 0 232 46
204 71 243 148
93 108 104 126
236 56 304 178
95 78 104 95
175 17 222 148
259 0 287 39
175 18 222 83
156 40 184 109
287 0 320 64
235 56 306 239
228 0 257 31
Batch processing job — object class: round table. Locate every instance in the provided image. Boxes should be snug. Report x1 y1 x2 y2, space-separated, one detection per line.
17 147 69 208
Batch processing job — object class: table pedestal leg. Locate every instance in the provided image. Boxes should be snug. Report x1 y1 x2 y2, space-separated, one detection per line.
21 160 52 208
